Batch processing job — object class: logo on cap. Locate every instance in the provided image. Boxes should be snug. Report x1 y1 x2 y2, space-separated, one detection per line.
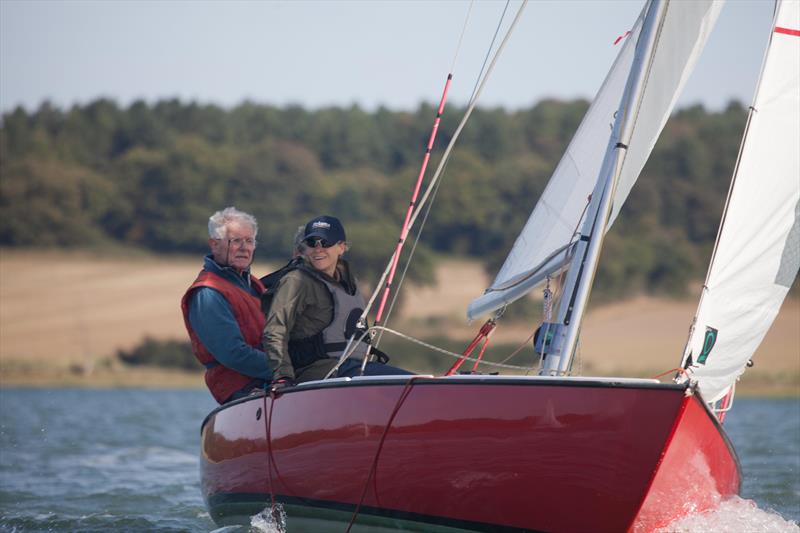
312 221 331 229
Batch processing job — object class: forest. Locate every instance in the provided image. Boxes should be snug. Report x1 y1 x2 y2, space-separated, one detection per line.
0 97 769 298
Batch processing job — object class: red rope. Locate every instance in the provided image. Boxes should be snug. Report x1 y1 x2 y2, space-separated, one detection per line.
263 388 296 526
264 393 280 524
445 319 495 376
346 376 422 532
470 332 494 372
716 387 735 423
650 367 687 380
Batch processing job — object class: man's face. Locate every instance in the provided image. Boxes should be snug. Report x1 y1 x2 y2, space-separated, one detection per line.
209 220 257 273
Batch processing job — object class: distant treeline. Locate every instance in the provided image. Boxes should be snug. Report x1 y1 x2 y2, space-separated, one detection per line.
0 98 759 297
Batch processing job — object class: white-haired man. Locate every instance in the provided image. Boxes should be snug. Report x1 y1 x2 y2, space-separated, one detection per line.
181 207 272 404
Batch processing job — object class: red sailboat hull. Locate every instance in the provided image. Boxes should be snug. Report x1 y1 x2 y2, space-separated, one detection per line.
200 376 740 532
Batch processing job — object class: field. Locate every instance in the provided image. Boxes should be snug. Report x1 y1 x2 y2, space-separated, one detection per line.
1 249 797 394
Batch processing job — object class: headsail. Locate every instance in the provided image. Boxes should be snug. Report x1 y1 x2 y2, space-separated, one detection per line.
468 0 724 320
681 0 800 404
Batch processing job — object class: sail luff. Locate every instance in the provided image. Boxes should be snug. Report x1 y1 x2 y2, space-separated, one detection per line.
546 0 725 374
467 5 647 320
468 0 724 322
608 0 726 227
680 0 800 404
542 0 670 375
678 78 762 383
682 0 782 331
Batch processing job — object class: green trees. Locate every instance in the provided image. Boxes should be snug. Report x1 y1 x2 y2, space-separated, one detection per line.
0 98 749 296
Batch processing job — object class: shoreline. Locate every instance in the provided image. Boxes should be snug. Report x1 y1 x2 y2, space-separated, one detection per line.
2 249 797 397
1 363 796 398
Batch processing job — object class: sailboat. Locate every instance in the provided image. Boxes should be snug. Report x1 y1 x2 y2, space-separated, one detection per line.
199 1 799 531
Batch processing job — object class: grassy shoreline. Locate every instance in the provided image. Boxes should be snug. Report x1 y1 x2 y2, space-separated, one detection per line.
2 249 797 398
2 362 796 398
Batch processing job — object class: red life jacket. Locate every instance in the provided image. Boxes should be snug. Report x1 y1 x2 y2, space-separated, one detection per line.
181 270 266 404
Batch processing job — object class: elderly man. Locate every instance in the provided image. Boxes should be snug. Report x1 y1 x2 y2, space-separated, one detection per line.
181 207 272 404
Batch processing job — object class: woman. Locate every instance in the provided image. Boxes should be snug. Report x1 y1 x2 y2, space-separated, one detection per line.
262 215 412 386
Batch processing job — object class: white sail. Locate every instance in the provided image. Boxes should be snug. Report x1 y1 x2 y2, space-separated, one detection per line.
467 8 645 320
468 0 723 320
608 0 724 227
682 0 800 404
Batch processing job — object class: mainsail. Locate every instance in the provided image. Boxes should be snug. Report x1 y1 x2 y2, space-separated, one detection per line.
468 0 724 320
681 0 800 403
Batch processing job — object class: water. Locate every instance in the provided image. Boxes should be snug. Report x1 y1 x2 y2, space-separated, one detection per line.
0 388 797 532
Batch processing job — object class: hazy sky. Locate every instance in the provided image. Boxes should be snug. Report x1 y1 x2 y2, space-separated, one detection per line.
0 0 777 114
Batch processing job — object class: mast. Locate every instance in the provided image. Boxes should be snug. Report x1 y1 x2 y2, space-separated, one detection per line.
539 0 668 375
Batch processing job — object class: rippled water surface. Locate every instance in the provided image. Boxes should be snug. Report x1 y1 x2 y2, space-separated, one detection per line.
0 388 797 532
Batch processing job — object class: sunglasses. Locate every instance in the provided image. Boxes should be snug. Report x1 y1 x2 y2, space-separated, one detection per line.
303 237 337 248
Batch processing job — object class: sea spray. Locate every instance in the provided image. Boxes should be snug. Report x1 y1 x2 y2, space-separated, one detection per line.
249 504 287 533
656 497 799 533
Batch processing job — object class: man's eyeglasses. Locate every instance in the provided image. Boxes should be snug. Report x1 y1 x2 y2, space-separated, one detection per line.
303 237 336 248
226 237 257 248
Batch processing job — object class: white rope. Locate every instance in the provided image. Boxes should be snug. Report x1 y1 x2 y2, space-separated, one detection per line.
377 1 516 346
376 158 449 348
405 0 527 239
467 0 511 105
329 0 529 378
450 0 474 74
370 326 530 371
361 0 529 323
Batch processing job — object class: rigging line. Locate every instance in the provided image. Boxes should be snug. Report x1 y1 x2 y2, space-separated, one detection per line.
496 329 536 365
360 0 528 343
375 158 449 348
407 0 527 234
372 71 454 327
450 0 475 74
345 376 422 532
716 385 736 423
679 0 778 367
471 333 494 372
371 0 480 329
371 325 530 371
261 391 296 515
377 1 511 340
445 319 495 375
263 395 281 526
468 0 512 105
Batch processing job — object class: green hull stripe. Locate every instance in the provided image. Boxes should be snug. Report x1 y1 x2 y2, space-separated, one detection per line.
207 492 543 532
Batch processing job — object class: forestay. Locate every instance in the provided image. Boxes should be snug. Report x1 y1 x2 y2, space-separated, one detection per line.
468 0 724 320
681 0 800 404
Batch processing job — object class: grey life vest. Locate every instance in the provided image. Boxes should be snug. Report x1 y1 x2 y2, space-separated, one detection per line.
316 275 370 360
284 264 371 368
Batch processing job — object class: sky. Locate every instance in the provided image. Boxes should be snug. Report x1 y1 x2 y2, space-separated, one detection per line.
0 0 777 114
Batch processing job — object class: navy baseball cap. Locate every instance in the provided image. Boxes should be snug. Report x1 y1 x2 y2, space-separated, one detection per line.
303 215 346 243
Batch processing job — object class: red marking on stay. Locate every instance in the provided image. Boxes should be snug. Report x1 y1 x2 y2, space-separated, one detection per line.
775 26 800 37
613 30 631 45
